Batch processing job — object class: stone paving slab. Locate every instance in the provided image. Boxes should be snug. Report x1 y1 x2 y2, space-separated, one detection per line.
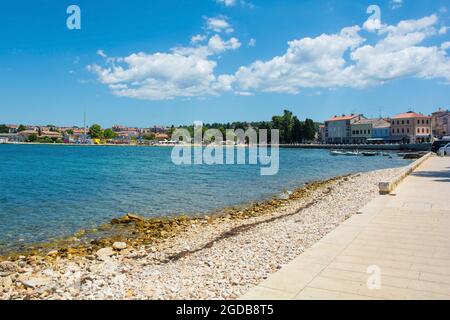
241 156 450 300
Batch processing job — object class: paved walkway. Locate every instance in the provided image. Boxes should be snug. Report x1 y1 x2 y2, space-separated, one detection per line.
242 156 450 300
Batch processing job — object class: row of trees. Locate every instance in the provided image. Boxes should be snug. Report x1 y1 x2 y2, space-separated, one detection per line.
0 124 27 133
172 110 319 144
88 124 117 140
272 110 317 144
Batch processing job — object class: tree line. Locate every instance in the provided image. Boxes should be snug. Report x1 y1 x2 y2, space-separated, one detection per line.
172 110 318 144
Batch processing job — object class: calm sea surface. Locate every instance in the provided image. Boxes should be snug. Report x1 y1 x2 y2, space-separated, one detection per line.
0 144 410 252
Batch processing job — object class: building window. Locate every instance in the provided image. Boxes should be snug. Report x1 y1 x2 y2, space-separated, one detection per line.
407 128 409 133
407 120 409 124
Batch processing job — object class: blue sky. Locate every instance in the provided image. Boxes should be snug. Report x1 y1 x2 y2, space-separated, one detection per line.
1 0 449 127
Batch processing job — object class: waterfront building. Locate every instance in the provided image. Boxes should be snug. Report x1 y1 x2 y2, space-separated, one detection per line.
389 111 432 143
350 119 373 144
350 118 391 144
0 133 22 143
324 114 365 144
431 108 450 138
372 119 391 139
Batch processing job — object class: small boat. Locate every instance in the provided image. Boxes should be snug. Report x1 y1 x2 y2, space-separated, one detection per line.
330 150 346 156
380 152 390 156
362 151 377 156
344 151 360 156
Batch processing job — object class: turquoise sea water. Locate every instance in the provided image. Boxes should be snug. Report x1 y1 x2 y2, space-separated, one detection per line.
0 144 410 253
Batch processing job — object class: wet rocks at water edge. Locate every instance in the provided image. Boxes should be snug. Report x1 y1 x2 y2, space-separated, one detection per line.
111 213 145 224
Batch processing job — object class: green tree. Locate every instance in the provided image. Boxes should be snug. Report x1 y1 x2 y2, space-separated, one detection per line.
27 133 38 142
303 118 316 141
103 128 117 140
0 124 9 133
18 124 26 132
88 124 104 139
142 133 155 141
272 109 294 144
292 116 304 143
37 136 53 143
65 129 74 135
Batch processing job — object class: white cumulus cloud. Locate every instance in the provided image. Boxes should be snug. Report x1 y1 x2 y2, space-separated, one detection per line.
88 35 240 100
216 0 236 6
206 16 234 33
391 0 403 10
233 14 450 94
90 13 450 100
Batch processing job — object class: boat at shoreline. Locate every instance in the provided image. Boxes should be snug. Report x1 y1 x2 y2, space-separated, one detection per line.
330 150 346 156
362 151 378 156
330 150 360 156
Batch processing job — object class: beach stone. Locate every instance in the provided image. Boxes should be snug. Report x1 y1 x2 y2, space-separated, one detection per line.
0 276 13 292
47 250 58 256
0 261 18 274
21 277 49 289
42 269 59 278
111 213 145 224
112 242 127 250
96 247 115 260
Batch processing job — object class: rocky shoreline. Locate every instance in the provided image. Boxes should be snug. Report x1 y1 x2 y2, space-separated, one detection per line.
0 167 403 300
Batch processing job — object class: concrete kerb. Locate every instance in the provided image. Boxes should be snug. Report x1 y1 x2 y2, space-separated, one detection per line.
378 153 432 195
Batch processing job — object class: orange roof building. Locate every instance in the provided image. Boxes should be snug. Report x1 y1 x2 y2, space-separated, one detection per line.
389 111 431 143
324 114 365 144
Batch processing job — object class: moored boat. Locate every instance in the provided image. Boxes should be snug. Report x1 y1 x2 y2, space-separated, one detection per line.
362 151 377 156
330 150 346 156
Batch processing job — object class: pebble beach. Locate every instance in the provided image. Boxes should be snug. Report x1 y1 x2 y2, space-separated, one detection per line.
0 166 403 300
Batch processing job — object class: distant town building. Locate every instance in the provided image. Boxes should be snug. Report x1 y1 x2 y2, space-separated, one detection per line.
389 111 431 144
6 125 19 134
154 133 170 141
152 125 169 133
18 129 62 140
0 133 22 143
325 114 365 144
431 108 450 138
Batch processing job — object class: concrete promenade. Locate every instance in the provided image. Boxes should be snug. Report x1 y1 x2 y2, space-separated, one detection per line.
242 156 450 300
